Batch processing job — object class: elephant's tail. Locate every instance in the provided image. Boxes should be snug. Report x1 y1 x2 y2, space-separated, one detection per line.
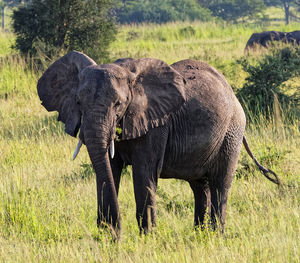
242 136 281 186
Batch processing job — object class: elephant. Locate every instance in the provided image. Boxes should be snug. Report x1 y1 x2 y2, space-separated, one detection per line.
286 30 300 44
37 51 280 237
245 30 300 51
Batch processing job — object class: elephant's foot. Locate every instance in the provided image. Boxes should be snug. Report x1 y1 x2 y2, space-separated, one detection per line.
137 205 157 235
97 213 121 241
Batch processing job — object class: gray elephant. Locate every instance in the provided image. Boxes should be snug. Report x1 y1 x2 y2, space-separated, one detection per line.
37 51 279 237
245 30 300 50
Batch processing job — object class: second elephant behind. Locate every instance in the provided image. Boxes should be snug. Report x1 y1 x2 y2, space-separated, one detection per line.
245 30 300 50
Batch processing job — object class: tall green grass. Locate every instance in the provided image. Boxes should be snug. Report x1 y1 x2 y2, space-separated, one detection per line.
0 20 299 262
0 31 15 56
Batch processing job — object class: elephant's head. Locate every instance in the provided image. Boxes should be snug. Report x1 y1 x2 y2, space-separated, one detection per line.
37 51 186 231
38 51 186 151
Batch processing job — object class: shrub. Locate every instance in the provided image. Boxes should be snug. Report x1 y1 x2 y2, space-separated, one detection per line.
12 0 117 63
237 46 300 119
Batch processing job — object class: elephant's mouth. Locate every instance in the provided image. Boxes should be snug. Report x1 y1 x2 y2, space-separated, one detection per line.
115 120 123 141
72 117 123 161
73 118 81 138
107 118 124 159
78 128 85 144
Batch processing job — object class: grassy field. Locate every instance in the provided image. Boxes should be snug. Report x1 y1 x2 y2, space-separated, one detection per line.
0 18 300 262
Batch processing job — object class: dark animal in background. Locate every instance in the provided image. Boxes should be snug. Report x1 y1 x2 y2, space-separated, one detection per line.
37 51 280 238
245 30 300 51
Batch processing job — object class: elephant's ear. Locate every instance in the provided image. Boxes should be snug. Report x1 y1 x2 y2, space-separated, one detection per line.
37 51 96 137
117 58 186 140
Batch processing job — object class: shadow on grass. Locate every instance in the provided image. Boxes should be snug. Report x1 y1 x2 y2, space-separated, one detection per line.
62 163 132 186
62 163 94 186
157 187 193 216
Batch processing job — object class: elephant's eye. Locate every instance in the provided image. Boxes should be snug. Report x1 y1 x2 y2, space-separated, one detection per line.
115 101 121 107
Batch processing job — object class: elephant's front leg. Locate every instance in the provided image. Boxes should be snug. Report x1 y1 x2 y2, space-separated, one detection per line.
132 164 158 234
129 126 168 234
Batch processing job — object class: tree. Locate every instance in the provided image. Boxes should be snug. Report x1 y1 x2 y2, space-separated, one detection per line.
281 0 300 24
117 0 212 24
264 0 281 5
12 0 117 63
0 1 4 29
264 0 300 24
199 0 266 21
282 0 292 24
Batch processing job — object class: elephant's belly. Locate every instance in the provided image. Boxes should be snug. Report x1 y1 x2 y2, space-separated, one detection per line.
161 134 223 181
160 161 208 180
160 97 231 180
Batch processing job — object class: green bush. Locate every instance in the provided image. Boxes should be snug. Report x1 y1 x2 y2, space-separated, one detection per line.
117 0 212 24
12 0 117 63
237 46 300 119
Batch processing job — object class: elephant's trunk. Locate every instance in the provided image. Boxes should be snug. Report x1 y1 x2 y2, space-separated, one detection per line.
84 120 121 236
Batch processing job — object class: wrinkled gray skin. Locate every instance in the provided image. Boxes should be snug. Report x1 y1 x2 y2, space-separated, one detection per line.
37 51 278 237
245 30 300 50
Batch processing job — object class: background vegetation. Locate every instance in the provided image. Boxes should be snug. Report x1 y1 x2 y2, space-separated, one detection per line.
115 0 300 23
116 0 212 24
237 45 300 119
0 4 299 263
198 0 266 21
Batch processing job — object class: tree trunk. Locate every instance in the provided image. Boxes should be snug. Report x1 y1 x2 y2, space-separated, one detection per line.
56 0 67 47
283 1 290 25
1 6 4 30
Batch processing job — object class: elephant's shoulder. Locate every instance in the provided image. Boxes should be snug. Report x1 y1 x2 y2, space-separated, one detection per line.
113 58 135 64
113 58 137 73
171 59 229 89
171 59 211 72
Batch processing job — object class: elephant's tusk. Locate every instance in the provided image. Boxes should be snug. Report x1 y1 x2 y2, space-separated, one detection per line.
110 140 115 159
73 139 82 160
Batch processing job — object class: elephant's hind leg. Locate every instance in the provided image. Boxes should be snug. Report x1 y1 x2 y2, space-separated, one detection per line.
189 180 211 230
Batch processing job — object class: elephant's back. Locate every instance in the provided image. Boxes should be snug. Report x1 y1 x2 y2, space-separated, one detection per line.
171 59 230 88
171 59 236 117
171 59 234 97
